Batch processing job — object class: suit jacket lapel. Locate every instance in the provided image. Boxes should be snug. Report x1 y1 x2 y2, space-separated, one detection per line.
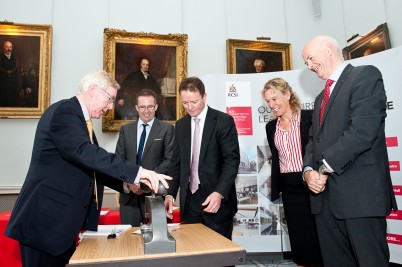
199 107 216 163
70 96 97 144
129 121 139 158
182 115 192 169
321 64 353 127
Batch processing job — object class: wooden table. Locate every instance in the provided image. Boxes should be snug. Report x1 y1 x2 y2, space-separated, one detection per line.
68 223 246 266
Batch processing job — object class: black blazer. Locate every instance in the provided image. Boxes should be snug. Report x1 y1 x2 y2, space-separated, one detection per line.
265 110 313 201
168 107 240 223
6 97 139 256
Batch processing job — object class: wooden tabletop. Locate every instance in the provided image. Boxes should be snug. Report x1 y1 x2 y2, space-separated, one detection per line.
69 223 246 266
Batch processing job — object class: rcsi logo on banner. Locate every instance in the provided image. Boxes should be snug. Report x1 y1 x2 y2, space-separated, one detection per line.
225 82 253 136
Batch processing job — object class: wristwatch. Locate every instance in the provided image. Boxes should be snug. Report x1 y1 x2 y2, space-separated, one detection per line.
318 164 332 175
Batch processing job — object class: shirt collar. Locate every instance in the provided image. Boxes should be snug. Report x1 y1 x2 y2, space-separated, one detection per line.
138 117 155 127
77 97 90 121
329 62 348 83
193 105 208 121
277 110 301 124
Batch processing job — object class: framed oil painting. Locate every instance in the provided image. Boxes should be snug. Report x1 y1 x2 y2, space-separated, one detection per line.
102 28 188 132
0 23 52 118
226 39 292 74
343 23 391 60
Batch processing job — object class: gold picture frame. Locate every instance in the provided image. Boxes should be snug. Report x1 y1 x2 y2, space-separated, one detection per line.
226 39 292 74
102 28 188 132
342 23 391 60
0 23 52 118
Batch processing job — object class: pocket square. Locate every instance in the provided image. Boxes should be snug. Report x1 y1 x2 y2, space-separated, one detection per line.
154 138 162 141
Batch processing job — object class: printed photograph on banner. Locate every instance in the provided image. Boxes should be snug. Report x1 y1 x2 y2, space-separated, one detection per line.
257 145 271 174
239 146 257 174
233 205 260 236
235 175 258 205
234 175 260 235
259 204 287 236
257 174 281 205
225 81 253 135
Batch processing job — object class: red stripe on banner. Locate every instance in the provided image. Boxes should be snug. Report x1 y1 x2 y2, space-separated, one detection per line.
386 137 398 147
394 186 402 196
389 161 400 171
387 210 402 220
387 234 402 245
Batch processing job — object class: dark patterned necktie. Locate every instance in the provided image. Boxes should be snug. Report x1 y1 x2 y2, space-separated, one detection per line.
136 124 148 165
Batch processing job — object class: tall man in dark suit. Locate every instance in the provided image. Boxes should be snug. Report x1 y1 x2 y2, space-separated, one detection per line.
116 89 174 226
302 35 398 267
5 70 171 267
164 76 240 239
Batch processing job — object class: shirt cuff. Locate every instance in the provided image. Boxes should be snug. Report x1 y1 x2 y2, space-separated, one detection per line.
165 195 175 203
322 159 334 172
123 182 130 193
302 166 313 182
134 166 143 184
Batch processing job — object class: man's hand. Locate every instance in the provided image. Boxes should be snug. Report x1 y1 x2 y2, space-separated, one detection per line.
164 196 174 219
128 183 143 195
202 192 222 213
139 168 172 193
304 170 328 194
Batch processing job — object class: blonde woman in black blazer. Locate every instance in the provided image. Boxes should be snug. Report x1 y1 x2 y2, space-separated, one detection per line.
264 78 322 267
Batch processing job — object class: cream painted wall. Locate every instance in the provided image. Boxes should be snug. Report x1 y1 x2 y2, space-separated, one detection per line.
0 0 401 188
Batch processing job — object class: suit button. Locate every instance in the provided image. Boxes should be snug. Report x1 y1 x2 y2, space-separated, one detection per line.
317 138 321 142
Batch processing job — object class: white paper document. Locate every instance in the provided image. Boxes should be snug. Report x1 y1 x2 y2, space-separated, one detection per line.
83 224 132 236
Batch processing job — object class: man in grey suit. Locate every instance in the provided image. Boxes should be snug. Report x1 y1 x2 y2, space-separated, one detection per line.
116 89 174 226
164 77 240 240
302 35 398 267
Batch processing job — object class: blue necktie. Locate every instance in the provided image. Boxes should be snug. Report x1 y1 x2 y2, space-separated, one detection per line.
136 124 148 165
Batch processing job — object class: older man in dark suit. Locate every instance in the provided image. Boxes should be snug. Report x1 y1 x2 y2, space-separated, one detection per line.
5 70 171 267
302 35 398 267
164 76 240 240
116 89 174 226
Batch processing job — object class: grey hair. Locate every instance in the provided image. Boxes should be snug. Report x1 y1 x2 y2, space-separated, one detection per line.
76 70 120 95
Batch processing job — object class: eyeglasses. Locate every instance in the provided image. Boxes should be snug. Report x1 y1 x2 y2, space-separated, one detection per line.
100 89 116 104
137 105 156 111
